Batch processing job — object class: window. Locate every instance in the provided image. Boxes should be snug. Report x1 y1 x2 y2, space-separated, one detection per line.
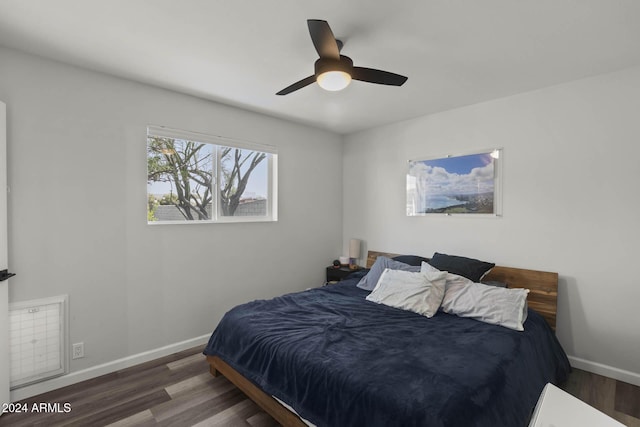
147 126 277 223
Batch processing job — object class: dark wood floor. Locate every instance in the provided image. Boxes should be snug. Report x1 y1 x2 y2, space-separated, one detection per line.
1 346 638 426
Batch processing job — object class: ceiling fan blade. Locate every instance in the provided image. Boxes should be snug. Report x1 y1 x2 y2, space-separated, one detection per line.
352 67 408 86
276 75 316 95
307 19 340 60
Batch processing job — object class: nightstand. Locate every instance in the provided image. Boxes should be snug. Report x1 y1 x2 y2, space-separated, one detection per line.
326 266 361 284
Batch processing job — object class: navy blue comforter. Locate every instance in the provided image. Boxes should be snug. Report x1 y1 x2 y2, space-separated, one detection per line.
204 277 570 427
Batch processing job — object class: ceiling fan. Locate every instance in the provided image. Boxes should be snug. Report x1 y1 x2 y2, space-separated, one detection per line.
276 19 408 95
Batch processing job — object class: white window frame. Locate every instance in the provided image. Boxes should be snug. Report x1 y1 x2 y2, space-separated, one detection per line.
147 125 278 224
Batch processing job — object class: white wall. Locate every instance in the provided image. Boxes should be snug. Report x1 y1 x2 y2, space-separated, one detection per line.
0 47 343 375
343 66 640 382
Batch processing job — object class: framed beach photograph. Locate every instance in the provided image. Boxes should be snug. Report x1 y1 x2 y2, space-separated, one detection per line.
406 149 502 216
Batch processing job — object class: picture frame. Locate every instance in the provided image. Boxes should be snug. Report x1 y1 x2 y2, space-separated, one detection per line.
406 149 502 217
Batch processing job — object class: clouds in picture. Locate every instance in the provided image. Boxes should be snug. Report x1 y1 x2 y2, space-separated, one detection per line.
409 153 494 196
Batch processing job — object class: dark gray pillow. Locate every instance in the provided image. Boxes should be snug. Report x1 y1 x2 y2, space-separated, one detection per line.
356 256 420 291
428 252 495 283
392 255 430 267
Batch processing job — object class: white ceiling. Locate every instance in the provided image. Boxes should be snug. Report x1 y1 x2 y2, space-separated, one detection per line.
1 1 640 134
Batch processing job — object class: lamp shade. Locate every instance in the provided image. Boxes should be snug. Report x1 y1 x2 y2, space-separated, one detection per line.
349 239 361 259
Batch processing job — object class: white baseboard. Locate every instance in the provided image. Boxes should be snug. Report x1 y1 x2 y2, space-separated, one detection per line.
568 355 640 387
10 334 211 402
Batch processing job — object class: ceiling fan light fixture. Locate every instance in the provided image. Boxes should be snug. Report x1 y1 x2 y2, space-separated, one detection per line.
317 70 352 91
314 55 354 92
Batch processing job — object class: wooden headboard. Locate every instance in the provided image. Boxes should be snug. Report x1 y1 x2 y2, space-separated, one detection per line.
366 250 559 330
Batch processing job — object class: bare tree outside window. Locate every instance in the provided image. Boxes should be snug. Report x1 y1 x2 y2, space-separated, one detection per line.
147 137 213 220
220 147 266 216
147 130 274 223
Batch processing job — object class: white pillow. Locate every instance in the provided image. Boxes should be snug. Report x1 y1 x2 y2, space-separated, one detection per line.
366 268 447 318
421 261 530 331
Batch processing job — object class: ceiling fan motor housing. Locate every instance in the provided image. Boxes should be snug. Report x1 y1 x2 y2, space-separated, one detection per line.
315 55 354 77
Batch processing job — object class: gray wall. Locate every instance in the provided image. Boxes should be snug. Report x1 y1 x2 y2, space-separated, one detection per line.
0 46 343 371
343 65 640 383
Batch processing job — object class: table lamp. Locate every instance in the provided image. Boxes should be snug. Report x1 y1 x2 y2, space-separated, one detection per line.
349 239 361 270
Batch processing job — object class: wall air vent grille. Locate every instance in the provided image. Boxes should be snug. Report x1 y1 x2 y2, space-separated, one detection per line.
9 295 68 389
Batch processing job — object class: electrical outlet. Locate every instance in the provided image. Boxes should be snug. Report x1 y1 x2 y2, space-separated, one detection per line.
72 342 84 359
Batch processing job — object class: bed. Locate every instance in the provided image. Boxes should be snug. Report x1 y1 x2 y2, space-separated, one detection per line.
204 250 570 427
